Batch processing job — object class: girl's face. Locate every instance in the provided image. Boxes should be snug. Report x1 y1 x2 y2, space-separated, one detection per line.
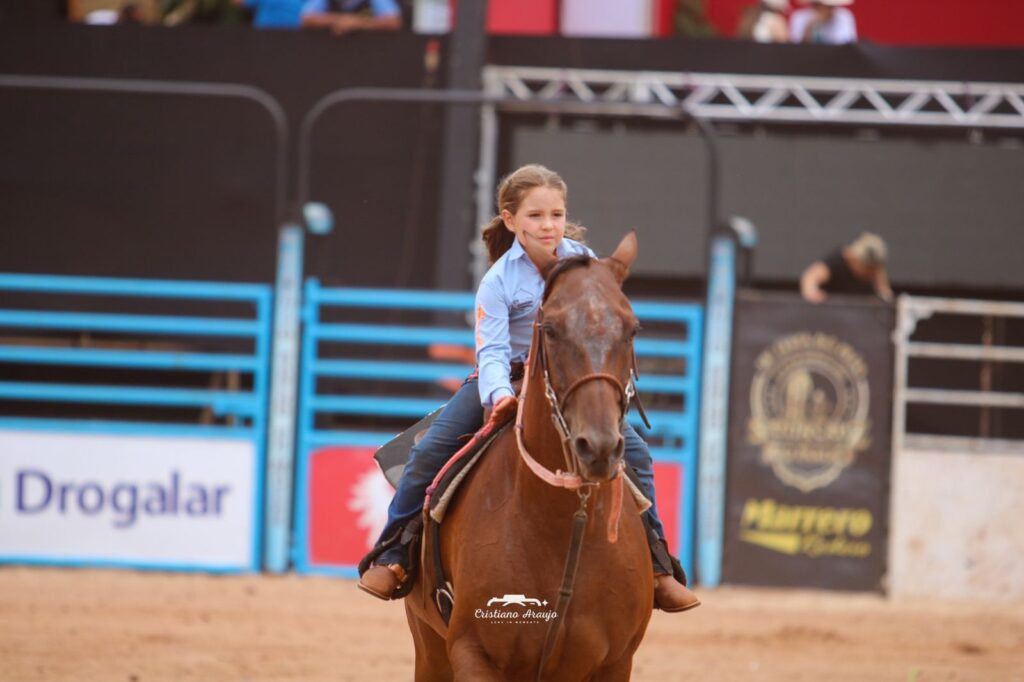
503 185 567 268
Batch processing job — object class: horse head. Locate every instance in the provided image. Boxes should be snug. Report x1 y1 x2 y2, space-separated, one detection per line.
537 232 640 483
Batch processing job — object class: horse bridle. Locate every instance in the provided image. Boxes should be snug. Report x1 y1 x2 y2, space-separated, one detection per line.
533 309 652 478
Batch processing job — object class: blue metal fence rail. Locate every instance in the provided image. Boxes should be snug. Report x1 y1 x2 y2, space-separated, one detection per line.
294 281 702 578
0 273 273 572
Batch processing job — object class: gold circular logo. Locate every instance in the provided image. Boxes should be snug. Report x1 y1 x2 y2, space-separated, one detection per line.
748 333 870 492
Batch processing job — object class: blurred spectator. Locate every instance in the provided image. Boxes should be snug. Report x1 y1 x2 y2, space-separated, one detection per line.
800 232 893 304
118 2 146 22
300 0 401 34
234 0 303 28
736 0 789 43
84 9 120 23
674 0 716 37
789 0 857 44
160 0 248 25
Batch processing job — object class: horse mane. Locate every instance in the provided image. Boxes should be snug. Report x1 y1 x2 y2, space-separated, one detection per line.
542 255 593 303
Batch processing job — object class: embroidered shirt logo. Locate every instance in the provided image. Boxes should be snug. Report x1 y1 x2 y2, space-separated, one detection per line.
475 304 486 348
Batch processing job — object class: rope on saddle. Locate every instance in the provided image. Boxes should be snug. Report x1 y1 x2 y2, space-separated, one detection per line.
429 425 507 524
424 408 515 512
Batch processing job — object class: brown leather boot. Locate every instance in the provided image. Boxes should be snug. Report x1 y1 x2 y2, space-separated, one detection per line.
357 564 407 601
654 573 701 612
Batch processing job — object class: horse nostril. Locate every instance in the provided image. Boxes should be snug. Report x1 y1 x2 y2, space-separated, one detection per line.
573 433 624 463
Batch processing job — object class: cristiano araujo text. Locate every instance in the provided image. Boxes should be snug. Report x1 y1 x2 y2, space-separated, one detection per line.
475 594 558 624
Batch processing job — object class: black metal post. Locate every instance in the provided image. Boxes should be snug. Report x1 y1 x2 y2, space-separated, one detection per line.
434 0 489 291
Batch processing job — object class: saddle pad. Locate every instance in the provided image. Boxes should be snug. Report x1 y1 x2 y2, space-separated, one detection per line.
373 404 446 488
427 424 508 524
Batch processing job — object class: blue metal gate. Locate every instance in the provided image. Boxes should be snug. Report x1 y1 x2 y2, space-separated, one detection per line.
292 281 703 577
0 274 272 572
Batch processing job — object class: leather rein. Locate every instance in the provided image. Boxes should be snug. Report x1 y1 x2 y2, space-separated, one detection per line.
513 310 651 681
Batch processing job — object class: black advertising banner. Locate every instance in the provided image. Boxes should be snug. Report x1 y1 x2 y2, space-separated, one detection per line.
722 291 895 591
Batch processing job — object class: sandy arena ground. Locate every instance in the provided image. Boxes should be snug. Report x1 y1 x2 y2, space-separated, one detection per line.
0 566 1021 682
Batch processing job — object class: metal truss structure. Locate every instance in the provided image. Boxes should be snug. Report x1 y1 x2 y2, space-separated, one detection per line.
484 65 1024 130
472 64 1024 283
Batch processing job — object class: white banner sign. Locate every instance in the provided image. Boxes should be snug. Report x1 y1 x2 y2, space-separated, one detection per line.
561 0 652 38
0 429 256 570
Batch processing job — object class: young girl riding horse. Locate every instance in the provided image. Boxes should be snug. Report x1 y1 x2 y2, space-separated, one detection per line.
359 164 699 613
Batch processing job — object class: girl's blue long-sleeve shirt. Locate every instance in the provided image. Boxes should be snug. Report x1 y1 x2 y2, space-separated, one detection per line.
474 237 594 408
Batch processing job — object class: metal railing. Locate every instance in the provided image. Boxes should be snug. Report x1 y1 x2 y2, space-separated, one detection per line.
0 273 273 571
892 294 1024 456
292 283 703 577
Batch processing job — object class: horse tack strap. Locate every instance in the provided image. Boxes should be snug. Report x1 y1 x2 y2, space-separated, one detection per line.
626 345 653 431
515 357 587 490
537 498 590 682
629 379 653 431
607 473 624 544
424 410 514 511
559 372 626 413
515 424 586 490
515 354 636 528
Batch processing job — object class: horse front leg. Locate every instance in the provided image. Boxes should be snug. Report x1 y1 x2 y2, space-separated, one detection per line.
589 656 636 682
407 610 454 682
449 636 504 682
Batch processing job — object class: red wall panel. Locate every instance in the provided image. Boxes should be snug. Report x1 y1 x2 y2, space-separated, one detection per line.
853 0 1024 47
308 446 384 567
306 448 689 567
653 461 682 556
487 0 559 35
706 0 1024 47
656 0 677 37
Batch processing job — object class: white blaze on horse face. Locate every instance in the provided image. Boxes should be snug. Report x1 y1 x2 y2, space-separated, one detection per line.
567 289 624 374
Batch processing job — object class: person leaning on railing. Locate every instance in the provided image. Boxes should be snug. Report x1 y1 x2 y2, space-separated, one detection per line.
299 0 401 34
800 232 894 304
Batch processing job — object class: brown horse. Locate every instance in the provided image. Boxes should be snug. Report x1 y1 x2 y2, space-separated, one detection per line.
404 233 653 681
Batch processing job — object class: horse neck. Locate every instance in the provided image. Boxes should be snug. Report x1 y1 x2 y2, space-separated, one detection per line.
520 361 563 468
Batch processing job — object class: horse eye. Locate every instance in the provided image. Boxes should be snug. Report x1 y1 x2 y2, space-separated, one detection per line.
543 325 557 339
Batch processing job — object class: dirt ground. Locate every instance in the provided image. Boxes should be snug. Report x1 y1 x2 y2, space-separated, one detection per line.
0 566 1021 682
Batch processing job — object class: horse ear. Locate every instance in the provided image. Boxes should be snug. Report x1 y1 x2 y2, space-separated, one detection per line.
538 252 561 279
603 231 638 284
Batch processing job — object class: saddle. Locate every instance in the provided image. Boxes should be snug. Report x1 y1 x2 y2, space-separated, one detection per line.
356 406 515 605
424 413 516 623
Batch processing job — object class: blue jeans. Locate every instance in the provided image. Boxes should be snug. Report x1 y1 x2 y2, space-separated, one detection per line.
374 376 667 566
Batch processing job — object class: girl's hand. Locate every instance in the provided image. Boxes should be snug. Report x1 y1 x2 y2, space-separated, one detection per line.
485 395 518 426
